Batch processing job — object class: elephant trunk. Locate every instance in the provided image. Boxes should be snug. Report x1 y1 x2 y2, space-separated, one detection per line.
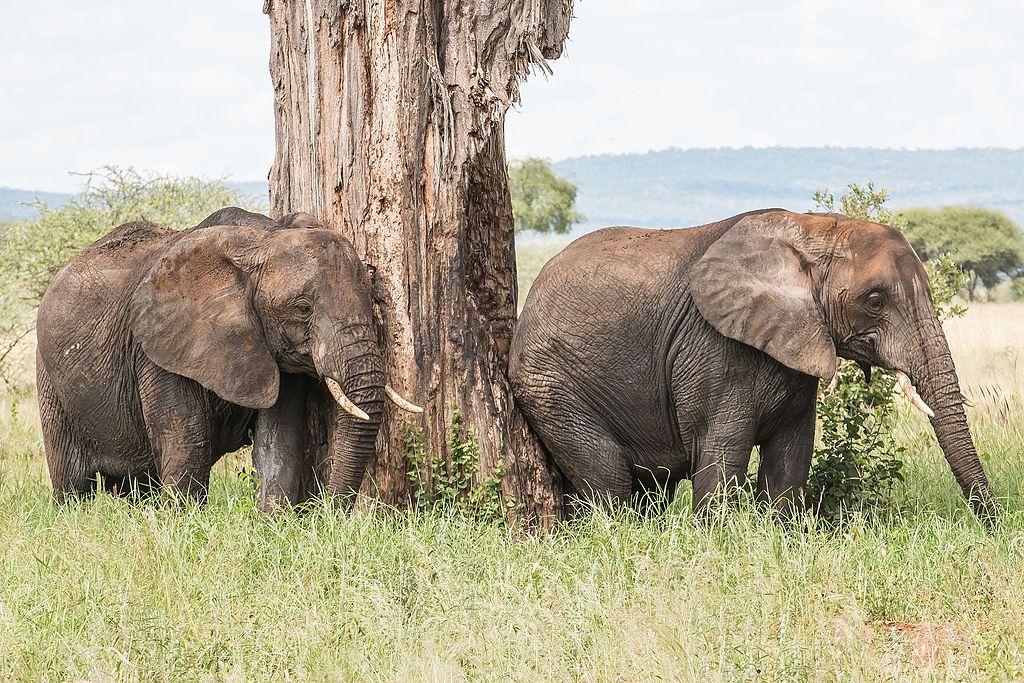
911 315 1000 521
316 326 385 508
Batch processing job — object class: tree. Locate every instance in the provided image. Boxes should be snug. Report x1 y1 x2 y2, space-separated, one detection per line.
901 206 1024 300
508 157 583 234
264 0 574 525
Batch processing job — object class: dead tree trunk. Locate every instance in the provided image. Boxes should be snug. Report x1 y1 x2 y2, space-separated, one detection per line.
264 0 574 525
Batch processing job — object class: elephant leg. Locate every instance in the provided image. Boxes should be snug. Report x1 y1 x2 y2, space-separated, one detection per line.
138 361 214 504
690 421 755 515
756 395 816 518
37 361 95 502
252 373 308 510
562 434 633 510
535 414 632 508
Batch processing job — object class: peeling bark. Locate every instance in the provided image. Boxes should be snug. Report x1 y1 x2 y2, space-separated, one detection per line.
265 0 573 525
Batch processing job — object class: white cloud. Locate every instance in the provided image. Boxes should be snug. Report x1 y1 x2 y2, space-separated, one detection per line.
0 1 1021 190
0 1 273 191
506 0 1024 159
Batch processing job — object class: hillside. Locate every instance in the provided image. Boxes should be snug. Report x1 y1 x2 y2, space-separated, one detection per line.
3 148 1022 229
0 181 267 222
0 187 73 221
551 147 1024 233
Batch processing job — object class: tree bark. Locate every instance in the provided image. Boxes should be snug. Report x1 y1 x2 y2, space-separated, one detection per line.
264 0 573 525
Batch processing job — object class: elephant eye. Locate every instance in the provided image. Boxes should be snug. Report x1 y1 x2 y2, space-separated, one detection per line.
294 299 314 317
866 291 885 312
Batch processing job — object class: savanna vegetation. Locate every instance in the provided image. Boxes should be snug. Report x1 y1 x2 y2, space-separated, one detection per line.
508 157 585 235
1 176 1023 680
901 206 1024 300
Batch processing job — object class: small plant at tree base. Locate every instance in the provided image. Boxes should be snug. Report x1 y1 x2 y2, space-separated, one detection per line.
807 362 905 518
404 406 510 522
806 184 968 520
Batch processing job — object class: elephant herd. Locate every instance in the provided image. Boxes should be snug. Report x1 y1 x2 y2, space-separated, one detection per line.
35 206 1000 520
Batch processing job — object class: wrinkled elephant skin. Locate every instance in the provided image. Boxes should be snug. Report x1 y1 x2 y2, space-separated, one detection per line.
36 209 386 507
509 209 999 519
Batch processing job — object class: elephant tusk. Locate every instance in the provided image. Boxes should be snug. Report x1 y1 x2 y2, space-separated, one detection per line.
385 385 424 413
895 371 935 418
325 377 370 421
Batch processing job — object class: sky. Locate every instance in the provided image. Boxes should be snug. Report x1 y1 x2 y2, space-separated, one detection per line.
1 0 1022 192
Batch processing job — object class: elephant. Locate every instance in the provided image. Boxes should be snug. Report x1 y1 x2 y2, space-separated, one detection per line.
35 209 420 507
508 209 1000 519
193 206 323 231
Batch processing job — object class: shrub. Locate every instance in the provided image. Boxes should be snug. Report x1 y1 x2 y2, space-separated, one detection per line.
404 407 509 522
1011 277 1024 302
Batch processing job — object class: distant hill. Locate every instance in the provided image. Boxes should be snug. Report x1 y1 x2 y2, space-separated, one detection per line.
0 181 267 222
3 148 1022 231
228 181 270 205
551 147 1024 235
0 187 73 221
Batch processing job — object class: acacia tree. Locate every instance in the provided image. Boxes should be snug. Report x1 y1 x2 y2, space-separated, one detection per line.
263 0 574 524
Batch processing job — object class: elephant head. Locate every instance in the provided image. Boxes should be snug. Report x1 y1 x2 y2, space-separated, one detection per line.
128 225 418 502
690 210 999 519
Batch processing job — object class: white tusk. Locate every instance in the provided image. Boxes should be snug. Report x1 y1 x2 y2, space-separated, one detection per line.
895 371 935 418
325 378 370 421
385 385 424 413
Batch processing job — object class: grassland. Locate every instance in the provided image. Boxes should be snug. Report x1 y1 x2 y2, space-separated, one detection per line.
1 244 1022 681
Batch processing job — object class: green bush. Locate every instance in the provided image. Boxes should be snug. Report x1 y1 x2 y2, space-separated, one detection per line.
404 407 509 522
1011 277 1024 302
508 157 584 234
0 167 256 386
806 184 967 520
901 206 1024 300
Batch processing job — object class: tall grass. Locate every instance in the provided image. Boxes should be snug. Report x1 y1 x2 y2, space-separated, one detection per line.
2 443 1023 681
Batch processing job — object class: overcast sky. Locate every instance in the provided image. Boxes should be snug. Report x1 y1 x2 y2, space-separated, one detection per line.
1 1 1021 192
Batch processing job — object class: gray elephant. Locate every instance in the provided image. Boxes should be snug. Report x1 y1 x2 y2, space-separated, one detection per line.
36 209 420 507
508 209 999 519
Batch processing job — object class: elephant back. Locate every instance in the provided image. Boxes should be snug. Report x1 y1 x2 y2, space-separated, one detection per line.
37 223 176 396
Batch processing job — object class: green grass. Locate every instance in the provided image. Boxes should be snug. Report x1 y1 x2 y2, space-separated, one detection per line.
3 389 1024 680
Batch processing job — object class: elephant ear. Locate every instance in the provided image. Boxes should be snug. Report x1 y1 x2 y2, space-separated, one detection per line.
689 212 837 380
130 227 280 409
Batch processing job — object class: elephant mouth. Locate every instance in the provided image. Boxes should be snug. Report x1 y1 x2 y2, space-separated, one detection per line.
322 375 423 420
324 376 371 421
893 370 935 417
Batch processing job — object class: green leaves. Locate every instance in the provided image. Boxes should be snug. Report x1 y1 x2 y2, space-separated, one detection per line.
508 157 584 234
403 407 509 523
901 206 1024 300
808 362 906 519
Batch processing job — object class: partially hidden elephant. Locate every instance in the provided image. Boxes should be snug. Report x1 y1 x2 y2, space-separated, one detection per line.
36 208 420 507
508 209 1000 519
